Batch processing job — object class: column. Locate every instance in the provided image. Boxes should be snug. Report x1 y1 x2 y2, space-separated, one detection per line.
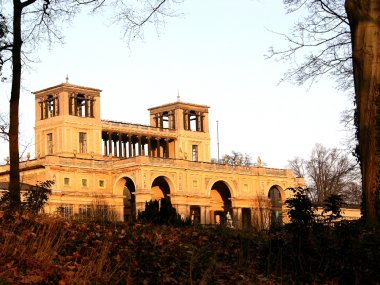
138 136 142 156
39 100 44 120
108 132 112 157
55 95 59 116
90 97 94 117
123 140 127 158
118 134 122 158
74 94 78 116
128 135 132 158
200 113 204 132
147 137 151 157
132 142 136 157
196 112 201 131
103 136 108 156
164 138 170 158
85 96 89 117
183 111 188 130
232 207 242 229
156 138 161 157
205 206 211 224
113 137 117 157
44 97 48 119
141 140 145 156
69 94 73 115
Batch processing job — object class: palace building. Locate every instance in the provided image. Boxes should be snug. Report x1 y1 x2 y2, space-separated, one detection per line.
0 81 304 228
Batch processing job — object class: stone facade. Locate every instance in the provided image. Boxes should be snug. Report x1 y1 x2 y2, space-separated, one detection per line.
0 82 304 228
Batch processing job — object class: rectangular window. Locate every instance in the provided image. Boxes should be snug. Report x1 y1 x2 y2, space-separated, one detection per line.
192 145 198 161
79 205 93 220
57 204 73 219
99 180 105 188
47 133 53 155
81 178 88 187
79 132 87 153
63 177 70 185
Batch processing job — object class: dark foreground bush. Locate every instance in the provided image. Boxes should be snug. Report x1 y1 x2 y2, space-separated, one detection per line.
138 198 190 226
0 212 379 284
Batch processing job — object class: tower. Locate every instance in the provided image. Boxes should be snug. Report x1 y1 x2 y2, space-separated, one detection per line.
33 82 102 159
148 100 210 162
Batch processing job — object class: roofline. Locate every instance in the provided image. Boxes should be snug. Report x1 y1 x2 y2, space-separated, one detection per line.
0 164 45 176
32 83 102 94
148 101 209 111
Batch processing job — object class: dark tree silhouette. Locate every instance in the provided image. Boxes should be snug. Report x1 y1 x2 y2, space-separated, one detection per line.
271 0 380 226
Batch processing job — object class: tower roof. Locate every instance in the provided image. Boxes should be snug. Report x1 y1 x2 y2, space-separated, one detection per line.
148 101 209 113
32 82 102 96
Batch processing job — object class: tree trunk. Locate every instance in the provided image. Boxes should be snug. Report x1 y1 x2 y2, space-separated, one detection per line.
346 0 380 226
8 0 23 211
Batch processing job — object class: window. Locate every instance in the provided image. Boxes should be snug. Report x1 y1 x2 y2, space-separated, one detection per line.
81 178 88 187
162 112 169 128
79 132 87 153
63 177 70 185
69 94 94 118
79 205 93 220
57 204 73 219
189 111 197 131
40 95 59 120
99 180 105 188
192 145 198 161
47 133 53 154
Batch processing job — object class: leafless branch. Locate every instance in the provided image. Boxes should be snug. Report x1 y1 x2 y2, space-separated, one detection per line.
267 0 352 91
0 113 9 142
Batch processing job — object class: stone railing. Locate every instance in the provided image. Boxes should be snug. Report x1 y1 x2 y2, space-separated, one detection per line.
101 120 177 137
1 155 291 178
110 156 291 177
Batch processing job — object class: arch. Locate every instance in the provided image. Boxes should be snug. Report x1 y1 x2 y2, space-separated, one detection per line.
210 180 232 225
268 185 284 226
114 176 136 222
206 178 236 198
151 175 174 201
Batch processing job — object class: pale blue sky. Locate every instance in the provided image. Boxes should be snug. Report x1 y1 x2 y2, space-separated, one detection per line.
0 0 354 168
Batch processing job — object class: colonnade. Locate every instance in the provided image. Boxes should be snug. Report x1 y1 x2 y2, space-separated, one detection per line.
102 131 173 158
152 110 206 132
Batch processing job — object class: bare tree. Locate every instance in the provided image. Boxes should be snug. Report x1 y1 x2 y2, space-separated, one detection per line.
222 151 252 167
271 0 380 226
289 144 361 205
1 0 178 212
0 113 9 142
267 0 352 91
288 156 305 178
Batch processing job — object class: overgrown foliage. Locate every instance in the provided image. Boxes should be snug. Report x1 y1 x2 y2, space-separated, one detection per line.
322 194 346 223
72 198 118 224
138 198 189 225
0 180 53 215
285 187 315 226
0 210 379 284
